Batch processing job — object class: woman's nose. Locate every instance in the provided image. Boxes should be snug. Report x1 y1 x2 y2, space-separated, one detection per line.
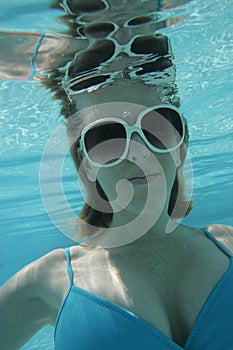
127 133 150 162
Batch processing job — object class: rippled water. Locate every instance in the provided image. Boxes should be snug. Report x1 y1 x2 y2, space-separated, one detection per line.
0 0 233 349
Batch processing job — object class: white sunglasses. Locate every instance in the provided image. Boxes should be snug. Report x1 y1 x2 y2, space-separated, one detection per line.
78 104 185 168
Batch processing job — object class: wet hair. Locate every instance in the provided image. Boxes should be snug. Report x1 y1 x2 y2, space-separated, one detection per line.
42 5 193 236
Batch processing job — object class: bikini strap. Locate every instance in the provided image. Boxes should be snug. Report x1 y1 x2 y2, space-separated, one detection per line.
64 247 74 285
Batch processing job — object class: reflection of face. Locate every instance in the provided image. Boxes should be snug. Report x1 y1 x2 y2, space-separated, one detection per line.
71 81 164 113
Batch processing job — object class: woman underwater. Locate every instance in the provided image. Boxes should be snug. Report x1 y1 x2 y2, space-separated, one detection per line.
1 0 233 349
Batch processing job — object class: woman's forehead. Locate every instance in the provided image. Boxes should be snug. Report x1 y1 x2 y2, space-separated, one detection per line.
66 102 144 142
73 102 148 127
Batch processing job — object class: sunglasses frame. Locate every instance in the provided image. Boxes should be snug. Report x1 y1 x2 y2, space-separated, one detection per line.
79 104 185 168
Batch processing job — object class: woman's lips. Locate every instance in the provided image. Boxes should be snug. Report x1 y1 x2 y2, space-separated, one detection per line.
127 173 160 185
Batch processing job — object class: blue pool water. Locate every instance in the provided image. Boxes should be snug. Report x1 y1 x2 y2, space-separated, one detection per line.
0 0 233 349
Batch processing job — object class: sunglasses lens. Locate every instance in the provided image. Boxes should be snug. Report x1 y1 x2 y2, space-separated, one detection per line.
141 108 183 150
84 122 127 165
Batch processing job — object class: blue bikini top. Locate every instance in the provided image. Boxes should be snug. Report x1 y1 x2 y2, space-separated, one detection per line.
54 228 233 349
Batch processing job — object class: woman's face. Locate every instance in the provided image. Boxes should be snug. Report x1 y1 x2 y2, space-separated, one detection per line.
96 140 180 215
79 103 181 220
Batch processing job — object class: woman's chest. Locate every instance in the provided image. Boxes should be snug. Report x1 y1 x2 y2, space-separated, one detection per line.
57 244 230 347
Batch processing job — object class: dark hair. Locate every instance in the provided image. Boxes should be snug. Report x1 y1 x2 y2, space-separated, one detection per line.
41 18 194 237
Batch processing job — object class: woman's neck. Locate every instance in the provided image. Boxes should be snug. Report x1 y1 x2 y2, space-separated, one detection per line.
86 207 174 249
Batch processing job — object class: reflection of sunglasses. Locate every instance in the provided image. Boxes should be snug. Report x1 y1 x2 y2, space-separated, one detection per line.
63 35 172 96
79 105 185 168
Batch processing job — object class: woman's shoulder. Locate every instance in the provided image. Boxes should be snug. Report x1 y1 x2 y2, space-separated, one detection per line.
35 248 67 275
32 248 73 307
1 248 71 312
0 248 74 348
204 224 233 255
19 248 68 289
2 248 66 289
205 223 233 235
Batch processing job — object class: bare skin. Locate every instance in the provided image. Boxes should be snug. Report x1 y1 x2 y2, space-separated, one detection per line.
1 92 232 348
1 223 232 349
1 5 231 348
